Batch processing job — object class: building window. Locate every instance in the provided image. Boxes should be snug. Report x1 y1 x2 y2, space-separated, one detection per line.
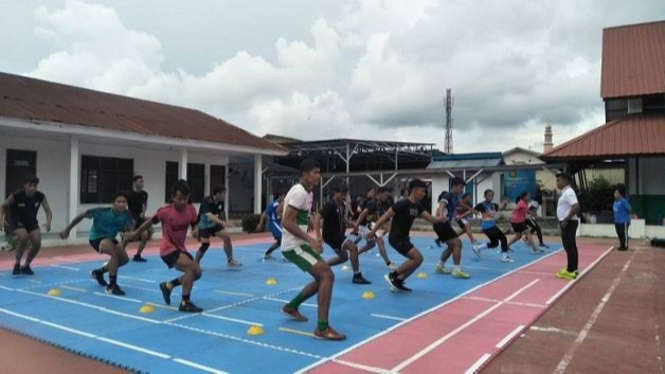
627 98 643 114
187 163 205 203
81 156 133 204
165 161 179 203
210 165 226 193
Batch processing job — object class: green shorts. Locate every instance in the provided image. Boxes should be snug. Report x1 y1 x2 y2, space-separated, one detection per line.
283 244 323 272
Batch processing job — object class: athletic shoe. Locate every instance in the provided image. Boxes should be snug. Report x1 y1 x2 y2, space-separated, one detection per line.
452 269 471 279
227 259 243 268
132 255 147 263
501 254 515 263
313 327 346 341
352 273 371 285
394 279 412 292
384 273 400 292
90 269 108 286
159 282 172 305
281 305 308 322
262 254 274 261
179 301 203 313
531 248 544 254
434 264 452 275
386 262 397 270
12 264 21 275
559 267 579 276
540 244 550 249
434 238 442 247
105 284 126 296
617 247 628 251
470 244 482 260
20 266 34 275
556 269 577 280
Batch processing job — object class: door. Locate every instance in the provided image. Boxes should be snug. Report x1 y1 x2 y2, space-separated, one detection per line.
5 149 37 198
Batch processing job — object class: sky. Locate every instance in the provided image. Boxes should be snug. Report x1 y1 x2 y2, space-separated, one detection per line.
1 0 664 153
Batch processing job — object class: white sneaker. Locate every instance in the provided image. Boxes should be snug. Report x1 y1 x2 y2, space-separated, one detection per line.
501 255 514 263
228 259 243 267
470 244 481 260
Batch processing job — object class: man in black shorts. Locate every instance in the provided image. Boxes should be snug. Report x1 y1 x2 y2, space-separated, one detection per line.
314 185 371 284
60 192 133 295
354 187 396 269
433 178 471 279
369 179 444 292
195 186 241 267
125 175 150 262
0 176 52 275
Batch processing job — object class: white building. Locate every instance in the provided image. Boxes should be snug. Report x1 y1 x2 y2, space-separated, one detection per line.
0 73 287 241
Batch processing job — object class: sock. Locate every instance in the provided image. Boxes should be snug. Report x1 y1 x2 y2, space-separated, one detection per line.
454 265 461 272
109 275 117 286
182 294 190 303
438 261 445 268
317 321 329 331
478 243 488 250
168 278 181 289
287 292 311 309
100 265 109 274
354 272 360 276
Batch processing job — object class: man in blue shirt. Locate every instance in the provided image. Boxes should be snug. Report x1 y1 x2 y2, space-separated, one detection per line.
613 186 632 251
255 189 286 260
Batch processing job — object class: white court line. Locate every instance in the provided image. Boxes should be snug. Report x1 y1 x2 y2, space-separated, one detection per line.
332 359 392 374
202 313 263 327
0 285 15 291
39 320 96 338
93 292 143 303
496 324 525 349
96 337 171 359
173 358 228 374
553 250 636 374
118 275 156 284
464 353 492 374
464 296 545 309
546 246 614 305
370 314 407 321
60 285 87 292
263 297 317 308
294 248 563 374
50 264 80 271
213 290 254 297
390 279 541 373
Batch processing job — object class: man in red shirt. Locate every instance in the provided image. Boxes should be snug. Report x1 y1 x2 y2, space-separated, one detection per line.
130 180 202 313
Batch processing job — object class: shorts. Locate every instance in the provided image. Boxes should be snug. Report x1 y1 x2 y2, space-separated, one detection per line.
388 235 415 257
433 222 459 242
323 232 351 252
283 244 323 272
8 220 39 233
199 224 223 239
358 224 377 240
161 250 194 269
511 222 527 233
89 237 119 253
456 218 469 230
269 222 283 240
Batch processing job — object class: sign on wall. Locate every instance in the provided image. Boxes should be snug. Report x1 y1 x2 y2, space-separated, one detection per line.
503 170 536 201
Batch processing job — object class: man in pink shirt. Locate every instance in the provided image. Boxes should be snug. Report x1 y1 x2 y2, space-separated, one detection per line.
131 180 202 313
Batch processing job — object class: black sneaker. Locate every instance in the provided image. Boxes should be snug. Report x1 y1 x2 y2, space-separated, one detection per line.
434 239 442 247
90 269 108 286
393 278 412 293
179 301 203 313
159 282 172 305
352 273 371 285
105 284 126 296
540 244 550 249
12 264 21 275
133 255 148 263
384 272 401 292
20 266 34 275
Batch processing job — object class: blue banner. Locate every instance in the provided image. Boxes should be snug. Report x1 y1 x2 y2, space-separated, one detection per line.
503 170 536 201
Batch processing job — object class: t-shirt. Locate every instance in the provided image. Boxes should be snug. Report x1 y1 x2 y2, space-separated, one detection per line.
557 186 579 221
389 199 424 240
265 200 282 227
9 190 45 225
510 200 529 223
360 198 384 226
438 192 460 221
198 196 224 229
86 207 133 241
282 183 310 250
321 199 345 238
613 198 631 224
474 201 500 230
126 189 148 220
151 204 198 256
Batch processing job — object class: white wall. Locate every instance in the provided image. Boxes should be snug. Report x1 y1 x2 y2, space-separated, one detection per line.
431 174 449 210
0 134 70 232
580 219 646 239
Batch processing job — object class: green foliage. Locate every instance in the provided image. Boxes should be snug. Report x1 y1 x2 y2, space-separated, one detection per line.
579 176 623 212
242 214 261 233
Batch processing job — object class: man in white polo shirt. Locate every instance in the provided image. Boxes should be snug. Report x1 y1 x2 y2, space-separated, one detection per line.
556 172 580 280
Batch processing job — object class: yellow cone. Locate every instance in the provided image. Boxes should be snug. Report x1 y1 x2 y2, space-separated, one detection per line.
47 289 61 296
362 291 375 299
265 278 277 286
341 265 349 271
417 272 428 279
139 304 155 314
247 325 264 336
